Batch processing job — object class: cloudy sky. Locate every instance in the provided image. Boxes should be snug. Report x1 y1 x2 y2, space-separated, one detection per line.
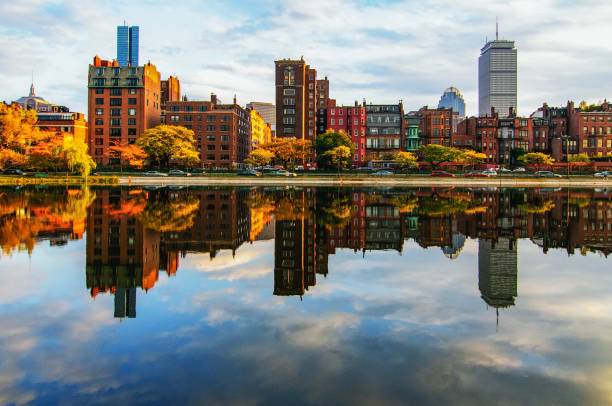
1 0 611 117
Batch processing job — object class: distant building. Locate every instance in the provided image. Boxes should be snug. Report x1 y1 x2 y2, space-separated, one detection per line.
14 83 88 142
438 87 466 117
316 77 330 135
247 102 276 134
166 94 251 168
478 30 517 118
404 112 422 152
117 24 139 67
418 106 453 147
87 56 161 165
250 108 271 149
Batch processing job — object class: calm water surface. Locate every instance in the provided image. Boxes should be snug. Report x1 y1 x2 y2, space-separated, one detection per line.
1 186 611 405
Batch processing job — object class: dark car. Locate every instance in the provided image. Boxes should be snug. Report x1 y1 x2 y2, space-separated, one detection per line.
430 170 455 177
143 171 168 177
238 169 262 177
4 169 25 176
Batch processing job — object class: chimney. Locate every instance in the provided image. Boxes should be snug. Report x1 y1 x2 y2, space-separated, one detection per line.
211 93 217 105
355 100 358 107
233 94 237 105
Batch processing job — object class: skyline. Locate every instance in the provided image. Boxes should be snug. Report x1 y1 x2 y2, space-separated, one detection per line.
1 0 612 117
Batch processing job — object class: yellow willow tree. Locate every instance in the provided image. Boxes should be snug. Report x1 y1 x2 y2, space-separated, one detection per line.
136 125 200 168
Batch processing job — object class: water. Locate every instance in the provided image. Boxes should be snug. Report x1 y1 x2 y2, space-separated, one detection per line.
1 186 611 405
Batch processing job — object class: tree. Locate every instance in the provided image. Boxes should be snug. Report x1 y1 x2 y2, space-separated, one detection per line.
245 148 274 167
418 144 462 170
109 142 147 169
323 145 352 171
0 103 45 153
393 151 419 170
136 125 200 168
568 153 590 163
63 136 96 178
0 149 27 170
519 152 554 171
260 138 312 169
27 135 65 172
459 150 487 170
315 130 354 169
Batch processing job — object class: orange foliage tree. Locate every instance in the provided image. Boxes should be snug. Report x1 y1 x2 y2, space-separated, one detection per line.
109 142 147 170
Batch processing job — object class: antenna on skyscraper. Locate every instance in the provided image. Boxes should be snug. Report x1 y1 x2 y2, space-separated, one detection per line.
496 16 499 40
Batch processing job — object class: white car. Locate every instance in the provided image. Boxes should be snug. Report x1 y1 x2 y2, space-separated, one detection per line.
594 171 612 178
513 167 527 173
482 170 498 177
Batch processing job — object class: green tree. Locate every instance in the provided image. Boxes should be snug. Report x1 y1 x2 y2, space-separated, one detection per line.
63 136 96 178
136 125 200 168
519 152 554 171
393 151 419 170
323 145 352 171
315 130 354 169
245 148 274 167
418 144 462 170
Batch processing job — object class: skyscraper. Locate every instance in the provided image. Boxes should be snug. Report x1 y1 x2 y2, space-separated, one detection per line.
478 26 517 118
438 87 466 117
117 24 139 67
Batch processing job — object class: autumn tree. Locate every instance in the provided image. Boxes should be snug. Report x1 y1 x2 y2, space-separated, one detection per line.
459 149 487 170
0 103 45 153
568 153 590 163
63 136 96 178
393 151 419 170
109 142 147 170
260 138 312 169
519 152 554 171
136 125 200 168
418 144 462 170
245 148 274 167
323 145 352 171
315 130 354 169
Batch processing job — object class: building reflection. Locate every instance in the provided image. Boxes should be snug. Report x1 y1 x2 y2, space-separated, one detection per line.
3 184 605 319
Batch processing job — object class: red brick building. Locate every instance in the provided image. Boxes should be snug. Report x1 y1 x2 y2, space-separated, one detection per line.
87 56 161 165
316 77 330 135
457 112 499 164
418 106 453 146
160 75 181 124
37 111 88 143
567 100 612 158
326 100 367 164
166 94 251 168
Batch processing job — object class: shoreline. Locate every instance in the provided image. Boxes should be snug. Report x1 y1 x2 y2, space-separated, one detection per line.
117 175 612 188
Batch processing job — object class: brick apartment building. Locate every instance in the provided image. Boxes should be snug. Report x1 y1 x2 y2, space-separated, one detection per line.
316 77 330 135
326 99 367 164
87 55 161 165
418 106 453 146
37 111 88 143
166 94 251 168
567 100 612 158
275 58 318 158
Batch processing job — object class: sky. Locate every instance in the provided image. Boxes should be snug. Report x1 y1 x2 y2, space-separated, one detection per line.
1 0 611 118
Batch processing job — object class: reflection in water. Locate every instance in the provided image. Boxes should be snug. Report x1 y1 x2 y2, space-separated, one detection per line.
1 186 612 403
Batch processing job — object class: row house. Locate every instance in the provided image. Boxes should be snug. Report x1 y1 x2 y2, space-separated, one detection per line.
567 100 612 158
364 102 404 161
166 94 251 168
418 106 453 147
326 100 367 164
457 112 499 164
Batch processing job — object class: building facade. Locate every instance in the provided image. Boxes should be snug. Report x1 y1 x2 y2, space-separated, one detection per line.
326 100 367 164
316 77 330 135
116 24 139 67
404 112 422 152
364 102 404 161
247 102 276 134
250 108 271 149
438 87 466 117
37 111 88 142
87 56 161 165
160 75 181 123
166 94 251 168
419 106 453 146
478 38 517 118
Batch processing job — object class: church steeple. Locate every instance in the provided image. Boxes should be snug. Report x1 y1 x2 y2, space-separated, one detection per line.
29 82 35 97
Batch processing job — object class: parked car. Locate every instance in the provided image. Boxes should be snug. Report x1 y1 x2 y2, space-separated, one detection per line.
372 170 394 176
498 167 512 173
269 170 297 177
3 169 25 176
594 171 612 178
143 171 168 177
513 167 527 173
238 169 262 177
534 171 562 178
430 170 455 177
168 169 191 177
482 169 498 177
295 165 305 171
464 171 487 178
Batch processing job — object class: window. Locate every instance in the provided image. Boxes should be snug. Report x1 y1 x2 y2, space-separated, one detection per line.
220 125 230 131
110 98 122 106
206 135 216 142
283 98 295 106
283 67 295 85
221 135 230 142
283 108 295 115
93 78 105 86
95 108 104 115
283 88 296 96
206 154 215 161
128 118 136 125
110 128 121 136
283 117 296 125
128 109 136 116
127 78 138 86
110 118 121 126
128 98 137 105
95 128 103 135
128 128 137 136
95 88 104 95
95 98 104 105
339 119 343 125
110 108 121 116
170 115 179 122
110 88 122 96
95 118 103 125
221 154 230 160
207 145 216 151
207 115 216 122
111 78 119 86
184 115 193 122
129 88 137 95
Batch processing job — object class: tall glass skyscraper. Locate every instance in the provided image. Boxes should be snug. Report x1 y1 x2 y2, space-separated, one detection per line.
438 87 466 117
478 36 517 118
117 25 139 67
